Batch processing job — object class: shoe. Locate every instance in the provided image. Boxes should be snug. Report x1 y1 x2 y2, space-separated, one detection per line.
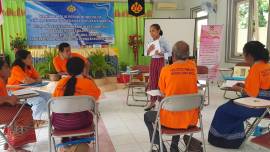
34 120 48 129
183 135 203 152
170 146 179 152
144 103 156 111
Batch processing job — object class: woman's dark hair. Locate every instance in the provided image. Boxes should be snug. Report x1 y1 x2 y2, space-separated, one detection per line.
243 41 269 63
151 24 163 36
12 49 31 70
58 42 70 52
63 57 85 96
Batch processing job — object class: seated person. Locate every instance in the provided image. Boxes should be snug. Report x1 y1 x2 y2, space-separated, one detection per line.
53 42 90 77
208 41 270 149
0 59 36 151
8 50 51 127
52 57 100 141
144 41 199 152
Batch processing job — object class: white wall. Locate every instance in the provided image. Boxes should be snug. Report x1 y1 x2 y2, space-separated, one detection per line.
153 0 233 67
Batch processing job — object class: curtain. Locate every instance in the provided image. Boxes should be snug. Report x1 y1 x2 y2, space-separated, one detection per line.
113 2 152 66
0 0 26 61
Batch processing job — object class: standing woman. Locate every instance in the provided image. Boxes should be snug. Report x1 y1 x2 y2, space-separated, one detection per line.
8 50 51 127
145 24 171 111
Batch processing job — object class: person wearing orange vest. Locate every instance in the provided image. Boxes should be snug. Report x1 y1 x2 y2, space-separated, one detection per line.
208 41 270 149
53 42 90 77
144 41 199 152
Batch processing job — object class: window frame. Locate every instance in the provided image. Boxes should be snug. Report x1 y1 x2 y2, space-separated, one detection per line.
190 6 209 59
226 0 270 63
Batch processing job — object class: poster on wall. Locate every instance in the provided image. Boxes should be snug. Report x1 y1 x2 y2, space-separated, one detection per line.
198 25 223 80
25 1 114 47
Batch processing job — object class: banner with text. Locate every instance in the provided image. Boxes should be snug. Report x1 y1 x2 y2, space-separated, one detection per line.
26 1 114 47
198 25 223 80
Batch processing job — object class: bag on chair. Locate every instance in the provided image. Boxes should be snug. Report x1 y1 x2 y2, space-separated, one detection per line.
58 143 89 152
183 135 203 152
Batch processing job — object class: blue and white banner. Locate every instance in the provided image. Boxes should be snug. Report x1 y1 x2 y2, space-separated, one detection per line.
26 1 114 47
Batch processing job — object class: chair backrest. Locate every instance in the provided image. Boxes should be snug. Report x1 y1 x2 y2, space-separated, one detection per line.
48 95 96 114
197 66 208 75
159 94 203 112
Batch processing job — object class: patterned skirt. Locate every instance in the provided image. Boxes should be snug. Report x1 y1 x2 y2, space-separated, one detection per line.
149 58 164 102
0 104 36 148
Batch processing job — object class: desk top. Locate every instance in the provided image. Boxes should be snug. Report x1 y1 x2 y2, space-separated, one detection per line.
234 97 270 108
218 68 233 71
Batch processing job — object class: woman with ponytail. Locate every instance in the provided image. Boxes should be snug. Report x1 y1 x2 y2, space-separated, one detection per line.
208 41 270 149
145 24 171 111
52 57 100 134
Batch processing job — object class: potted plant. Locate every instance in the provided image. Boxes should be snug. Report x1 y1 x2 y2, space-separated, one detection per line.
88 50 115 78
35 49 60 81
10 34 27 53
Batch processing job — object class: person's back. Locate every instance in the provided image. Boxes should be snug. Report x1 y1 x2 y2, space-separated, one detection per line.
52 57 100 131
159 60 198 129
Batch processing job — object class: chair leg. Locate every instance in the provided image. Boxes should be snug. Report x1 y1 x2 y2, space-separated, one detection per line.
95 116 99 152
200 114 206 152
48 135 52 152
158 122 164 152
185 133 193 152
150 120 158 152
126 86 130 106
52 137 57 152
207 84 210 105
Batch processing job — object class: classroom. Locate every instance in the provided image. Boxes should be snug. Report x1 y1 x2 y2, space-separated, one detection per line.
0 0 270 152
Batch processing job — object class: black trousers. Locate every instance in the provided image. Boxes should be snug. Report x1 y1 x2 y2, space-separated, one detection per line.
144 111 180 150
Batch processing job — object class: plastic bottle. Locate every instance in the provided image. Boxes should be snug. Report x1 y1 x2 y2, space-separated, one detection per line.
126 66 131 74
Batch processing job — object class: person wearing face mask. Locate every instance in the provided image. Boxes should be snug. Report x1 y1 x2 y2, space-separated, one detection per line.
145 24 171 111
208 41 270 149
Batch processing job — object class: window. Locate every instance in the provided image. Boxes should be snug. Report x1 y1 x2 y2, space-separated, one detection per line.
226 0 270 62
190 7 209 58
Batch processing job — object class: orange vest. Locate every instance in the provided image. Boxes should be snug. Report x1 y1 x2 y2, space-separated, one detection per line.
53 76 101 101
158 60 199 129
53 53 88 73
0 78 8 96
8 65 39 85
245 61 270 97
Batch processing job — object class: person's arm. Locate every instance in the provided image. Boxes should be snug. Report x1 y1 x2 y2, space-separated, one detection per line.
147 44 155 55
0 95 19 106
53 57 62 73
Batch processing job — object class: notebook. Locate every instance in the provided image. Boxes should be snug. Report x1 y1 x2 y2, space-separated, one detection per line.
147 90 163 96
12 89 39 99
220 80 244 88
147 40 161 56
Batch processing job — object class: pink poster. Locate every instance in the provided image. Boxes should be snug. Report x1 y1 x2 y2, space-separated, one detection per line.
198 25 223 80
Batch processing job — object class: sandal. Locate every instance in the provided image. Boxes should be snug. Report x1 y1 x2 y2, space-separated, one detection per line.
34 120 48 129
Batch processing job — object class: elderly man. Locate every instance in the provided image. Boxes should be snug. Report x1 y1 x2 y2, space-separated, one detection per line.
144 41 199 152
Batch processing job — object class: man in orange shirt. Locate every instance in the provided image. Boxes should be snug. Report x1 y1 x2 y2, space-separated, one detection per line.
53 42 90 76
144 41 198 152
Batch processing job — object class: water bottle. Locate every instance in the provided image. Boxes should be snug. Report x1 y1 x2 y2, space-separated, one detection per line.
126 66 131 74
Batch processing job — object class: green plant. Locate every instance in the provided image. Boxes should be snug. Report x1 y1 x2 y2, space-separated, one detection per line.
119 62 128 72
10 34 27 50
35 49 58 78
88 50 115 78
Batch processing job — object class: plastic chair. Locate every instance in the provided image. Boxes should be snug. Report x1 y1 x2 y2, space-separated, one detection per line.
47 96 99 152
197 66 210 106
149 94 206 152
126 65 149 107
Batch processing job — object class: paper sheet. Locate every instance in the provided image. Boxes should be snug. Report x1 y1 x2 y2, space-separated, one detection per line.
12 89 39 96
221 80 244 88
147 90 163 96
147 40 160 56
234 97 270 108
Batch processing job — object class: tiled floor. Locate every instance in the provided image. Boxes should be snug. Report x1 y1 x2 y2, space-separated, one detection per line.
3 84 270 152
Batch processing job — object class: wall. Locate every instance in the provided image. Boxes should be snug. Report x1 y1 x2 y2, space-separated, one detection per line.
153 0 233 68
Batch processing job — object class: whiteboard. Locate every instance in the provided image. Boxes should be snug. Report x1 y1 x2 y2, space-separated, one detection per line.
144 18 195 56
